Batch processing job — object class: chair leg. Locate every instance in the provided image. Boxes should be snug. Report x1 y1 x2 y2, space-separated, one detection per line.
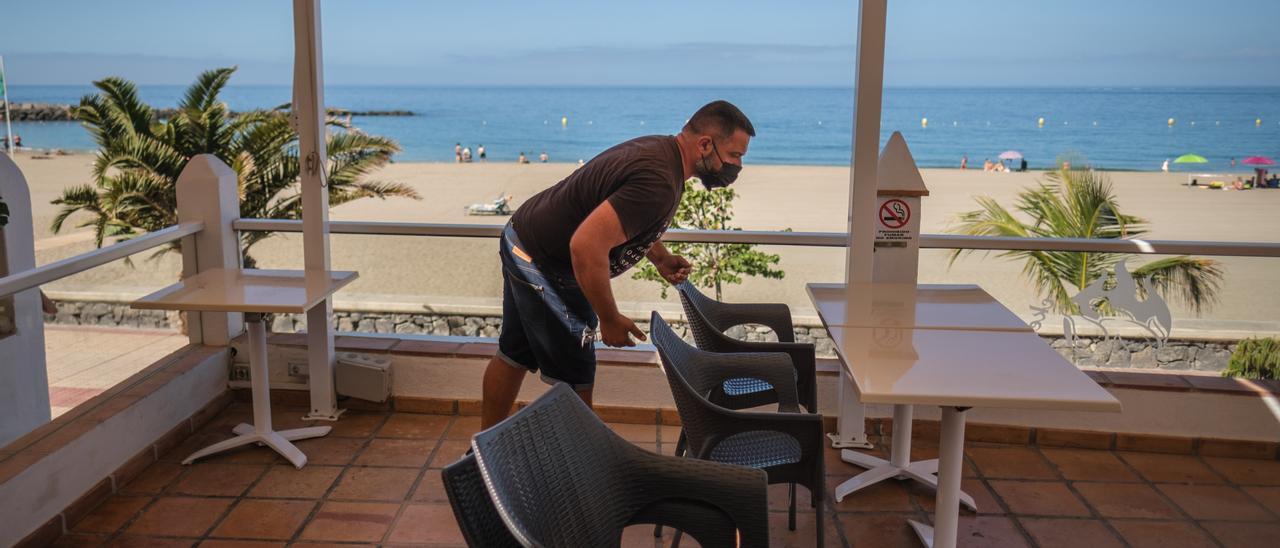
655 433 688 540
789 483 797 531
815 492 825 548
672 529 683 548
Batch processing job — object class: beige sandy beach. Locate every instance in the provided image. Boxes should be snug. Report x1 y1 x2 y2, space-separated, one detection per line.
12 151 1280 332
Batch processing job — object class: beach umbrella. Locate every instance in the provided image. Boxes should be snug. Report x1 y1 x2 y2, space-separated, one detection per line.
1173 153 1208 164
998 150 1023 160
1241 156 1275 166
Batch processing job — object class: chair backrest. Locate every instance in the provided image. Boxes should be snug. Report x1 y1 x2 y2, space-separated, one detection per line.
471 384 631 548
441 454 522 548
676 282 726 350
677 281 795 347
650 312 731 455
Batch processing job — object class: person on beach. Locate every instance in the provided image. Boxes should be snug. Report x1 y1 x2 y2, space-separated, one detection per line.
539 151 549 163
455 143 462 163
478 144 487 161
983 158 993 172
462 146 472 162
518 152 529 164
1162 159 1170 172
960 155 967 170
480 100 754 428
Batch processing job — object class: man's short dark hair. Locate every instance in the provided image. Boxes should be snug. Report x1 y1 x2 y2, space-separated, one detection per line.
683 100 756 138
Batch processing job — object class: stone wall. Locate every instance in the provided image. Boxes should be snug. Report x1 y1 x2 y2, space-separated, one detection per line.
46 300 179 329
44 300 1238 372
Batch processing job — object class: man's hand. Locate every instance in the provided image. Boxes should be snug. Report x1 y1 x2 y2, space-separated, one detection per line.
656 254 693 285
600 313 646 347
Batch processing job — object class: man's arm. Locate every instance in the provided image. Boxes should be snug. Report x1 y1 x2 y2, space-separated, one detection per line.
646 241 693 285
646 241 671 263
570 201 646 347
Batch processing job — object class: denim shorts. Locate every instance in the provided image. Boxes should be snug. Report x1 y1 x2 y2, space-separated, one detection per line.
496 222 599 390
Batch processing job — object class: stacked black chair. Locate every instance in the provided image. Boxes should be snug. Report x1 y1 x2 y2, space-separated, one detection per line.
676 281 818 414
651 312 826 547
441 454 522 548
461 383 771 548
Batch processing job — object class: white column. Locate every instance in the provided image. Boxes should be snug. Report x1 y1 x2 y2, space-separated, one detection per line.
834 0 889 446
293 0 341 420
847 0 888 284
0 153 49 446
176 154 244 345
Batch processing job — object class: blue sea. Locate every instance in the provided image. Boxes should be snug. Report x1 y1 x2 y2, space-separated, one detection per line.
5 85 1279 171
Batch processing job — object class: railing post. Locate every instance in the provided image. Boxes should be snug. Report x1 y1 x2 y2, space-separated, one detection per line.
0 153 51 446
176 154 244 345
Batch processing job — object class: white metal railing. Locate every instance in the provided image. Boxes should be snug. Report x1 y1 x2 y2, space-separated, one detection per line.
231 218 1280 258
0 222 204 298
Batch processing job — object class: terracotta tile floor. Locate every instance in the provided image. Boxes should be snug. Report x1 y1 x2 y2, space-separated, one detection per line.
54 402 1280 547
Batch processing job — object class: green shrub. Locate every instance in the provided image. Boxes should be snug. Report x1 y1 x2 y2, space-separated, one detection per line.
1222 337 1280 380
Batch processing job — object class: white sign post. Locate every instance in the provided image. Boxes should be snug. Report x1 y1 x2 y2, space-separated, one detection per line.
831 131 929 450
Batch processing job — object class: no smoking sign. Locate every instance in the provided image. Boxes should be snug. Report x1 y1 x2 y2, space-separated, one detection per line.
879 199 910 228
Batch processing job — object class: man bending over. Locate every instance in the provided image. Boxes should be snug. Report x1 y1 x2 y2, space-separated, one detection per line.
481 100 755 428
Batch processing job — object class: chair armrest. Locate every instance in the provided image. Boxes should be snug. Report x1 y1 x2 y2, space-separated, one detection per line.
703 301 796 343
690 406 826 461
700 351 801 412
625 447 771 548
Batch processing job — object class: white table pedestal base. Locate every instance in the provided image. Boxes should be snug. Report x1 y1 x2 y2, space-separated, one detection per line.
182 315 330 469
908 520 935 548
907 406 969 548
834 404 976 512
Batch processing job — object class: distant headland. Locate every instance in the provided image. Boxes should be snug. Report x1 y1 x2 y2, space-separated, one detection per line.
3 103 414 121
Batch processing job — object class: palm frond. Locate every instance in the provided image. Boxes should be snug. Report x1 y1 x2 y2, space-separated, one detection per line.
1131 256 1224 315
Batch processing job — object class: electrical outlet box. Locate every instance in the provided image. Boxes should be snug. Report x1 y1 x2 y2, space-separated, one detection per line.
230 363 250 382
336 352 391 403
288 361 309 377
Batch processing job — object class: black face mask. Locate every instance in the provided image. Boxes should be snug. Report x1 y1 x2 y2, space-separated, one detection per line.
695 141 741 190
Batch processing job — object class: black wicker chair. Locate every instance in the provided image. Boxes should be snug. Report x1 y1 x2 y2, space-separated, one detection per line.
467 383 771 548
652 311 826 547
676 281 818 414
442 454 522 548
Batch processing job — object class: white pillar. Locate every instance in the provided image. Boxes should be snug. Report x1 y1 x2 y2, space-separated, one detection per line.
847 0 888 284
0 153 50 446
176 154 244 345
833 0 889 447
293 0 341 420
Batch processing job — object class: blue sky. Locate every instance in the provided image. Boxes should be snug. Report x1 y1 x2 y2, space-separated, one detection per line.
2 0 1277 87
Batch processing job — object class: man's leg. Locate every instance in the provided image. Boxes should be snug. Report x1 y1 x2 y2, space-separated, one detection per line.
481 356 527 429
575 388 594 408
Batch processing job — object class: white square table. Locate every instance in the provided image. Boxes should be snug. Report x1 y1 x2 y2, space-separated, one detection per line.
809 283 1121 548
808 282 1033 508
133 268 358 469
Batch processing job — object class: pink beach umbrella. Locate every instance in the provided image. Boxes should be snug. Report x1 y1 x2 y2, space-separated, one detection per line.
1241 156 1275 166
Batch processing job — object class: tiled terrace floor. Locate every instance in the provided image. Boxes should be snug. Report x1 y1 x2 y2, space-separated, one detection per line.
53 401 1280 547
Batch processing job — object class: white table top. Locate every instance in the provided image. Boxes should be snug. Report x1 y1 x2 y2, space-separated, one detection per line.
806 282 1031 332
827 326 1121 412
132 269 358 314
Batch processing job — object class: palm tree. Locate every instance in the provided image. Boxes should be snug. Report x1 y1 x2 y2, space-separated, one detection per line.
949 168 1222 315
51 67 419 266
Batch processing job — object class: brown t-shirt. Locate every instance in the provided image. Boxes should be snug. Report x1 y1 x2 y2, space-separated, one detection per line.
512 135 684 277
